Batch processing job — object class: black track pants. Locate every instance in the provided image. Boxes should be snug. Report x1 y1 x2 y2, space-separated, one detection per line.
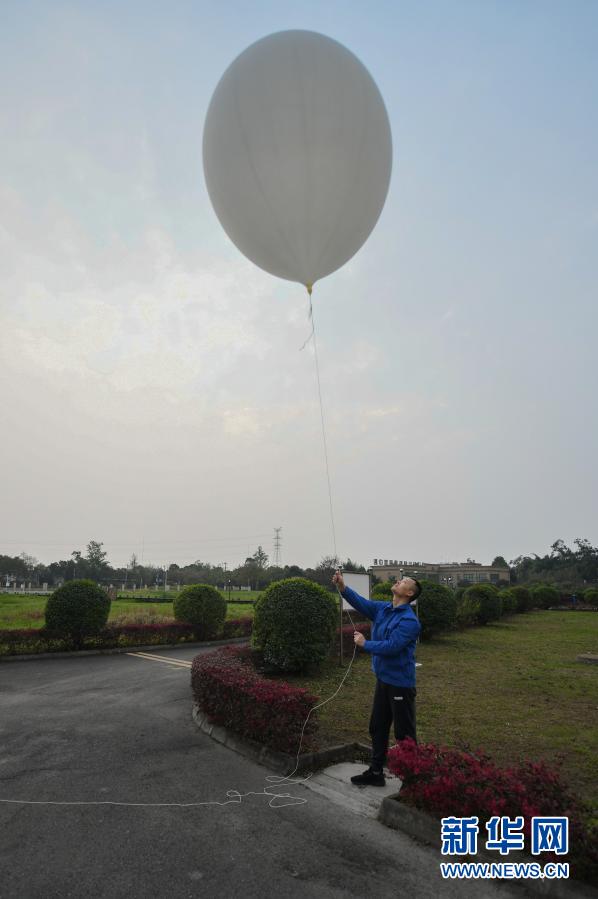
368 678 417 772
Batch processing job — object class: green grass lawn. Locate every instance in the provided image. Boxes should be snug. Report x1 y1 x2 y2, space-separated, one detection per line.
0 593 255 629
289 611 598 811
0 594 47 628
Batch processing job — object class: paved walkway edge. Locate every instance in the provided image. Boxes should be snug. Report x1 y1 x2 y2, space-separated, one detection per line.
191 703 596 898
378 797 596 899
0 636 250 663
192 702 370 775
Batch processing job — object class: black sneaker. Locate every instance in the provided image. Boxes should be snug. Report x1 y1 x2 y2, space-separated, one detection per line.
350 767 386 787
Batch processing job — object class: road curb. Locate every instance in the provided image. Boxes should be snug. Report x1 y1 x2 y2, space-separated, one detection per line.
378 794 439 845
192 703 370 775
191 702 595 898
0 636 250 663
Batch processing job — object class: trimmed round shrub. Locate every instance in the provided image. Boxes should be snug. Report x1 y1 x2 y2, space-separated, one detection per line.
499 588 517 614
252 577 337 673
455 593 480 629
45 580 111 648
583 587 598 605
417 582 456 640
173 584 226 640
531 584 560 609
463 584 502 625
511 585 532 613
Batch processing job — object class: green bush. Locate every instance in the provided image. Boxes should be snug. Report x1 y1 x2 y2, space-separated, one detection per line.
463 584 502 625
45 580 111 648
173 584 226 640
583 587 598 605
531 584 560 609
372 580 393 600
499 588 517 614
511 585 532 613
252 577 337 673
417 582 456 640
456 593 480 628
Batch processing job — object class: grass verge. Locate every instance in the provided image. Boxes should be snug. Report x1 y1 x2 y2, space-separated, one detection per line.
287 611 598 811
0 594 254 629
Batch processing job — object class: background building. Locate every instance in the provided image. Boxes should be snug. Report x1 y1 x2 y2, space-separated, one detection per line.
370 558 510 587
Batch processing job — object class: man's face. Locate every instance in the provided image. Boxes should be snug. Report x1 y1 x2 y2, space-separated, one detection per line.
391 576 415 602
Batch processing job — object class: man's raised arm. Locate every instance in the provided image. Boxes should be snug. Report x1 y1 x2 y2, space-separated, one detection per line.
332 570 380 621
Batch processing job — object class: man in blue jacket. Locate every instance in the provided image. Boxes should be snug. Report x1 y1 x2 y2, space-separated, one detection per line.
332 569 422 787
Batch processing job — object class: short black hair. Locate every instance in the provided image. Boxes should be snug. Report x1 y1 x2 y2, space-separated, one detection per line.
410 578 422 600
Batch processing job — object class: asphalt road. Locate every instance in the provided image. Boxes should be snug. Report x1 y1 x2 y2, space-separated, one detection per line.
0 646 525 899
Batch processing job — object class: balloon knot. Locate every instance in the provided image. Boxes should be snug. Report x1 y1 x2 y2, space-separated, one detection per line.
306 283 313 296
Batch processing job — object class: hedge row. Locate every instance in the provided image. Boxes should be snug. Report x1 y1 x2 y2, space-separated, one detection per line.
415 583 584 640
364 579 597 641
0 617 367 658
0 618 253 657
191 645 319 754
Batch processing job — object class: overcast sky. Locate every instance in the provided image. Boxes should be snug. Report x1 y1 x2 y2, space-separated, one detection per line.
1 1 597 571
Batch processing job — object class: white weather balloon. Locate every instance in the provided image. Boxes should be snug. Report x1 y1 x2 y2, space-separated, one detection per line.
202 30 393 290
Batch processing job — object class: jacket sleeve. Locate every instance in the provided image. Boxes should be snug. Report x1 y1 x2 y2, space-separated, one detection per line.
363 616 421 655
340 586 381 622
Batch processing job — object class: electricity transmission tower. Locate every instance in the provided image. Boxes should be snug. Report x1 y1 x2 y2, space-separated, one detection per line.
273 527 282 567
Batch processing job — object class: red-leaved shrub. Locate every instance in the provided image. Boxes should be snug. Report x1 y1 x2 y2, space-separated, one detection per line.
191 645 319 754
0 618 254 656
337 622 370 655
387 739 598 882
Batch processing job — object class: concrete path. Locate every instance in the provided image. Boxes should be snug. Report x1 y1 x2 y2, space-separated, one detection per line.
0 646 540 898
302 762 402 817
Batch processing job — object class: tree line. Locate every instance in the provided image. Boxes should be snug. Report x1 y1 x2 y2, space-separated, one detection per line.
509 538 598 586
0 543 367 592
1 538 596 591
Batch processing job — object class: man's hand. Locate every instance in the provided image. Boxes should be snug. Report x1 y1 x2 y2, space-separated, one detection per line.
332 569 345 592
354 631 366 648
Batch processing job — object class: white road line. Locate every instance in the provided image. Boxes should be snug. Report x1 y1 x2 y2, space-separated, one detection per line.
136 652 192 667
126 651 192 669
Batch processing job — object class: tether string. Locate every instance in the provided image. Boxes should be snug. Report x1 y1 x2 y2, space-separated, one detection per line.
300 283 358 642
301 284 338 562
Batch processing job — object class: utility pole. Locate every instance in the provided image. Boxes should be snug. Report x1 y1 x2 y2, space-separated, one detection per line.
273 527 282 567
223 562 232 601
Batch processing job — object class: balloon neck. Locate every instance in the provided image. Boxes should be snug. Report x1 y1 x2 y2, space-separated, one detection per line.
306 282 313 296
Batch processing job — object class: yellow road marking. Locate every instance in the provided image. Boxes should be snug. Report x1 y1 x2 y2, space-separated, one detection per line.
127 651 192 669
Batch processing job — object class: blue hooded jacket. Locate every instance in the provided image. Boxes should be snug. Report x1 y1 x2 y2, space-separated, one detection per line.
341 585 421 688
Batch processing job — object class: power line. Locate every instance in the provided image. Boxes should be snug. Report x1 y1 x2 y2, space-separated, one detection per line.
0 533 273 548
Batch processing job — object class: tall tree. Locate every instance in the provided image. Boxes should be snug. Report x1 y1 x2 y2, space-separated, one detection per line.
342 557 367 573
18 553 39 575
85 541 109 581
248 546 269 569
550 539 572 559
